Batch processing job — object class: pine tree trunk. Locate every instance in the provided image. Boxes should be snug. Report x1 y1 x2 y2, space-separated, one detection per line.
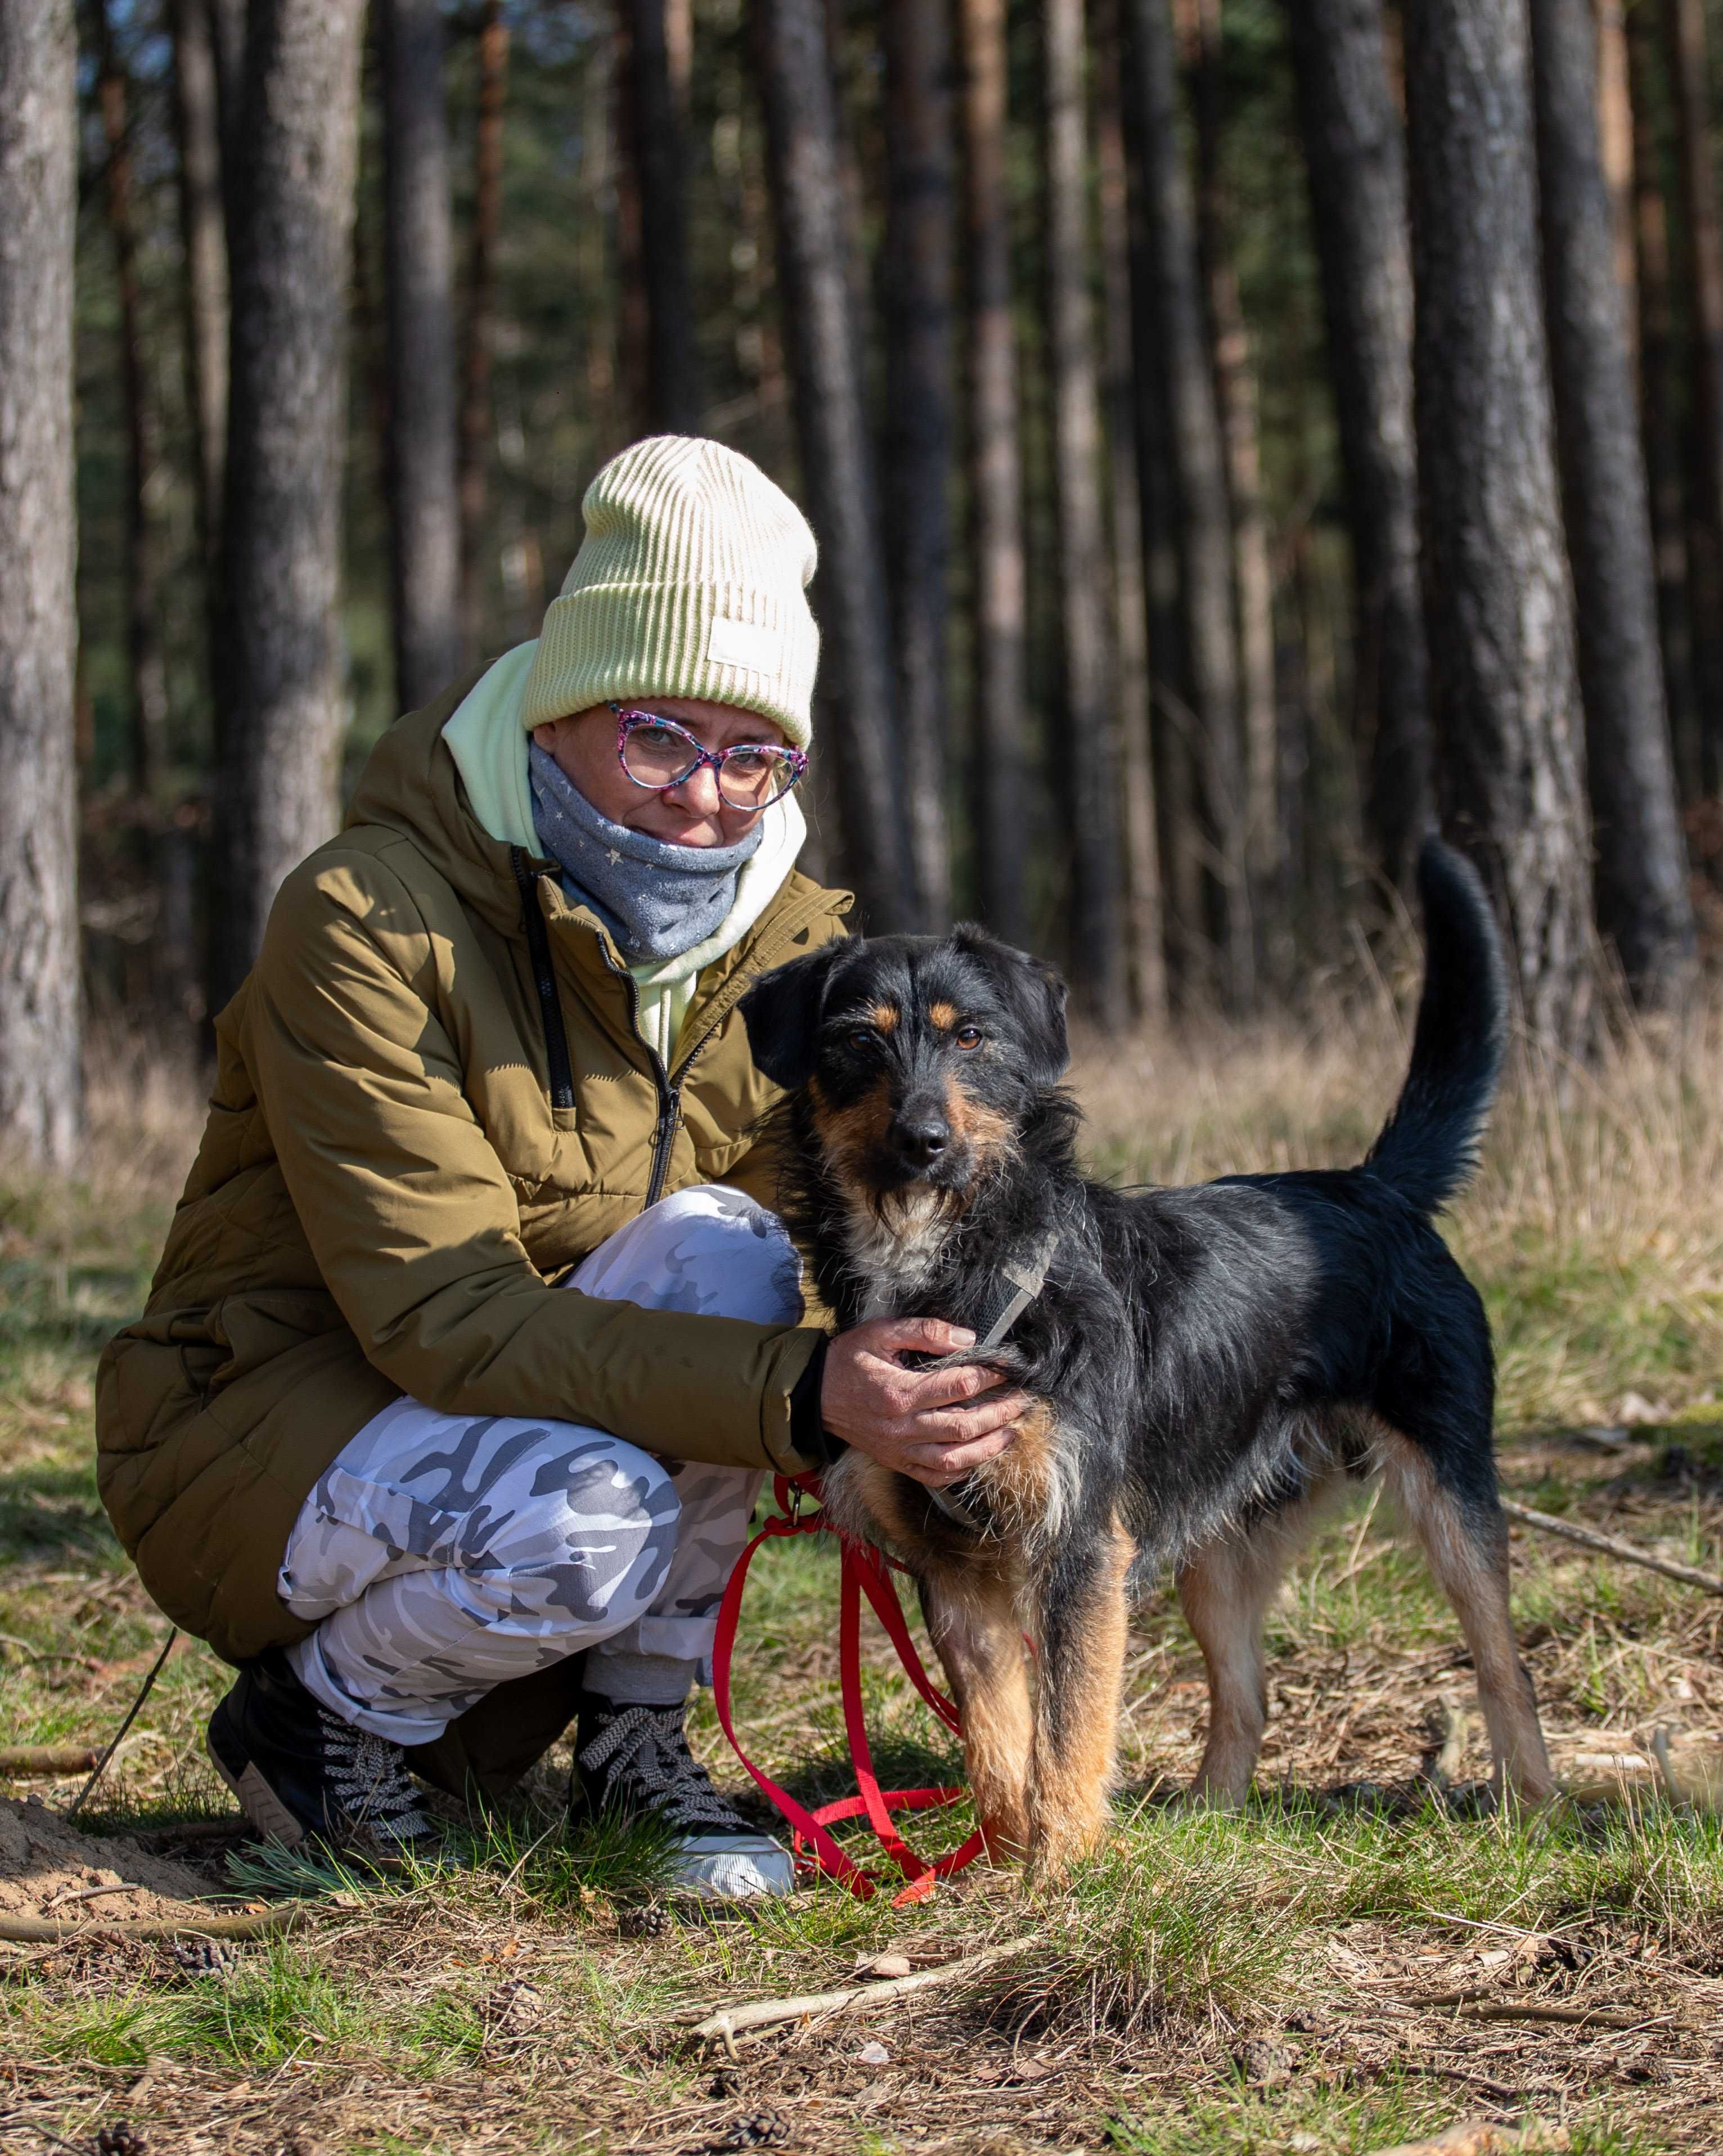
211 0 366 1010
621 0 702 433
1043 0 1126 1023
97 4 170 807
1661 0 1723 793
1402 0 1595 1056
1112 0 1198 1000
1097 4 1168 1024
0 0 82 1165
1626 0 1700 802
209 0 247 197
1190 0 1279 953
882 0 954 930
172 0 229 580
1287 0 1431 898
754 0 914 930
382 0 462 714
1120 0 1251 1010
955 0 1031 949
459 0 508 665
1530 0 1694 1007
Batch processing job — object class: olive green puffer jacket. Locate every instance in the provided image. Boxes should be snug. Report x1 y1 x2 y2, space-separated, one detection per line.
96 687 849 1671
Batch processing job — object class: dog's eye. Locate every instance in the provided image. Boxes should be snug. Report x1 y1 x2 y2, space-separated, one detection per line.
955 1025 983 1050
849 1028 878 1051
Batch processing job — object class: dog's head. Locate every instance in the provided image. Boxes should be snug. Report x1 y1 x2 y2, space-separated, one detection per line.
740 927 1069 1213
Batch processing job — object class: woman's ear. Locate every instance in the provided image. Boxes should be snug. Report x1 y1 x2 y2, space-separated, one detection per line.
739 938 858 1090
950 925 1070 1087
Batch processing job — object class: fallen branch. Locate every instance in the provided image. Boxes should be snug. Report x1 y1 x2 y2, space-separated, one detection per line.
0 1901 315 1945
66 1626 179 1819
691 1933 1038 2046
1396 2060 1528 2105
1414 1988 1658 2030
39 1882 145 1912
0 1745 99 1776
1499 1500 1723 1596
1452 2001 1659 2029
1363 2121 1568 2156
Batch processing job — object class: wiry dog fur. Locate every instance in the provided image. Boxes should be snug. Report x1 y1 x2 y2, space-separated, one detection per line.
740 840 1555 1878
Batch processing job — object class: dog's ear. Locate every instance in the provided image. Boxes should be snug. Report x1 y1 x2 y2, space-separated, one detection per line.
739 938 857 1090
951 924 1070 1086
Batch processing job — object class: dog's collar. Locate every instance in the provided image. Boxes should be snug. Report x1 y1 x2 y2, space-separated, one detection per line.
928 1228 1060 1534
969 1228 1061 1351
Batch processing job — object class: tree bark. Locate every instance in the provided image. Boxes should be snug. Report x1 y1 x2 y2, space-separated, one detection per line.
96 1 170 805
459 0 507 665
1120 0 1251 1010
1626 0 1699 803
1286 0 1432 897
753 0 914 931
882 0 955 930
621 0 702 433
954 0 1031 949
1112 0 1198 998
1530 0 1694 1007
212 0 367 1010
1190 0 1279 952
382 0 462 714
1097 4 1167 1024
1043 0 1127 1023
172 0 229 583
0 0 82 1165
1661 0 1723 793
1402 0 1595 1057
208 0 247 203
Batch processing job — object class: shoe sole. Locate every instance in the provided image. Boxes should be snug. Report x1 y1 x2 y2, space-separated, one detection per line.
205 1731 308 1850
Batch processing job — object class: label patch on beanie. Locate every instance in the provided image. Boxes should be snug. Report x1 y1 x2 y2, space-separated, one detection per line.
707 614 783 676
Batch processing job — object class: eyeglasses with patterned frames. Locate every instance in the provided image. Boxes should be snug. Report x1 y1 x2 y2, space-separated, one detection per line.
609 703 808 810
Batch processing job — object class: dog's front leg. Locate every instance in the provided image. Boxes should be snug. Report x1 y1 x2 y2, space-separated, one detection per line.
921 1563 1033 1861
1026 1520 1134 1880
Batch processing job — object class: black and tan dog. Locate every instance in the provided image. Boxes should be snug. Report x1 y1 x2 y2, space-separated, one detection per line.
740 840 1554 1878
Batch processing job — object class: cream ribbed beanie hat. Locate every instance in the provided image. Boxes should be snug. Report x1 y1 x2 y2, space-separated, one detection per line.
520 435 820 750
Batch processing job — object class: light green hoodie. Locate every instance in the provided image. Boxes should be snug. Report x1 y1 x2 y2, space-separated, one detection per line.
441 643 808 1063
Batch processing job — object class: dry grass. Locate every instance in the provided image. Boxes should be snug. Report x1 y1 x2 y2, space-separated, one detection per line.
2 997 1721 2156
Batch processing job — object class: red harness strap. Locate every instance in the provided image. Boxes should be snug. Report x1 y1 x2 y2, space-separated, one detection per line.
710 1474 986 1906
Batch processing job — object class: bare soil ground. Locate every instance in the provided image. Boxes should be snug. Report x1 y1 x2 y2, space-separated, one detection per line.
3 1007 1721 2156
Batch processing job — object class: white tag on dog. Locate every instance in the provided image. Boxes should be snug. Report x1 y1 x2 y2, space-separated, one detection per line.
706 614 783 675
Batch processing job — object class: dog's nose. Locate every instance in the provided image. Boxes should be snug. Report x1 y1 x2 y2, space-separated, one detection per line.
894 1117 950 1169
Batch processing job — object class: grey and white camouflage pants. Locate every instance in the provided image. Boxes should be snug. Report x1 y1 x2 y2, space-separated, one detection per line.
277 1185 804 1746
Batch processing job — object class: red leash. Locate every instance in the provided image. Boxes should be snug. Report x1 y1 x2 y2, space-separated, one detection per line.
711 1474 986 1905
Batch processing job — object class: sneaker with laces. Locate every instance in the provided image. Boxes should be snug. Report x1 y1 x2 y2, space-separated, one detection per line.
571 1694 795 1900
206 1646 436 1864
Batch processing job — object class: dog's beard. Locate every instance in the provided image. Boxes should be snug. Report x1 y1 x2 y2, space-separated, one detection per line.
834 1174 965 1322
874 1180 963 1234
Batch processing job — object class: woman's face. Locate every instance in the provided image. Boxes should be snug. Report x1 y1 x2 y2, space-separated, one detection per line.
532 697 792 850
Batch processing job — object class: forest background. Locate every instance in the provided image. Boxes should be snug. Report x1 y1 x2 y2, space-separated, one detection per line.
3 0 1723 1158
8 7 1723 2148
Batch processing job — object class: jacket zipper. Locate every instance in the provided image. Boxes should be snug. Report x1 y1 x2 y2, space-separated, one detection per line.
620 964 679 1209
519 859 841 1210
645 888 850 1200
511 849 575 1111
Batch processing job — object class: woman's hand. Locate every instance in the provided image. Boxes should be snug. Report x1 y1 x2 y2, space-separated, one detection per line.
819 1318 1028 1487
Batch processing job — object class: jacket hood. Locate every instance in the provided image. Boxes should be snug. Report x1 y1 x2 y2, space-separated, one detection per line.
343 682 535 941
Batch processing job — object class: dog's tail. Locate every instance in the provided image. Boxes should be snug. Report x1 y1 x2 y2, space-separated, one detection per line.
1362 837 1509 1217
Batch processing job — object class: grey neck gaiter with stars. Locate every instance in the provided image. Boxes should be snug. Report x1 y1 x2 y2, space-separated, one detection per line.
527 741 765 965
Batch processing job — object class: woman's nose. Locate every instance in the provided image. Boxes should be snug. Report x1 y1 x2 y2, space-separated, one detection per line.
669 759 724 817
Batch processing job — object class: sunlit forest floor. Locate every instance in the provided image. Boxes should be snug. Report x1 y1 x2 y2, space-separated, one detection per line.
4 1003 1723 2155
